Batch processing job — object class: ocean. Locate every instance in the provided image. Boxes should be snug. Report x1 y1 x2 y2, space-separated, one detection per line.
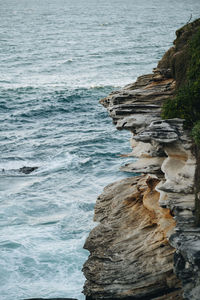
0 0 200 299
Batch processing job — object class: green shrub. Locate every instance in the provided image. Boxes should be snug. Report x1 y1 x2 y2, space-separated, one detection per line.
162 82 200 128
162 24 200 140
192 121 200 146
187 28 200 82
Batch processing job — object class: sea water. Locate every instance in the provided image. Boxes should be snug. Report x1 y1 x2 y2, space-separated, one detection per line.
0 0 200 299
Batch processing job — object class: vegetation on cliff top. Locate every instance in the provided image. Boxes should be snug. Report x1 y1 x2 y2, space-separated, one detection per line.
161 19 200 144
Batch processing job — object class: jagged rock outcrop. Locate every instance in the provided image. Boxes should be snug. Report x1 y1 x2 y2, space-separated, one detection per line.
83 20 200 300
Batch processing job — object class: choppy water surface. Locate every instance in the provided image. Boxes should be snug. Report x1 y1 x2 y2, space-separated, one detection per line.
0 0 200 299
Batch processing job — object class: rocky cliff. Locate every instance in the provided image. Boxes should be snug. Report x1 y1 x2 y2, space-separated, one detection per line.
83 20 200 300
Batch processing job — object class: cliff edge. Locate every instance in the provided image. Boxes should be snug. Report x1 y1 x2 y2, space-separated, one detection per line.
83 19 200 300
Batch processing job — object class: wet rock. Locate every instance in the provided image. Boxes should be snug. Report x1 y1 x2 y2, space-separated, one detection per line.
19 166 38 174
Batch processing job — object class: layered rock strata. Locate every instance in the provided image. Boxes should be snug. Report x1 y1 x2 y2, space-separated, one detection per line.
83 175 182 300
83 21 200 300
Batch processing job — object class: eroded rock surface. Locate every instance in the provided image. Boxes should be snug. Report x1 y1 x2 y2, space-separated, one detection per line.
83 176 182 299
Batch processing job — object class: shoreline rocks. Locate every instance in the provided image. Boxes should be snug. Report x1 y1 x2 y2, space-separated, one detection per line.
19 166 38 174
83 20 200 300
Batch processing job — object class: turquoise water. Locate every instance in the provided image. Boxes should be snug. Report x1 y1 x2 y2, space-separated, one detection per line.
0 0 200 299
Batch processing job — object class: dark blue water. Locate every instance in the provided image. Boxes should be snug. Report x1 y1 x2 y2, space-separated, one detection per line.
0 0 200 299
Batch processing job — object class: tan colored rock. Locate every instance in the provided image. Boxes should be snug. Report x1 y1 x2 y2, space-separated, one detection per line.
120 157 164 174
83 176 182 299
129 140 165 158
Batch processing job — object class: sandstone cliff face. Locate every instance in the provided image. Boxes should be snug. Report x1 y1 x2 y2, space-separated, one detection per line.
83 21 200 300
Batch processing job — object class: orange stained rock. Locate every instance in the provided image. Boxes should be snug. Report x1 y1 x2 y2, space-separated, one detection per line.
167 153 188 161
143 176 176 238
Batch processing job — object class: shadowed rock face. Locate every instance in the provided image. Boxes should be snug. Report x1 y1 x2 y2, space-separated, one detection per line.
83 19 200 300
